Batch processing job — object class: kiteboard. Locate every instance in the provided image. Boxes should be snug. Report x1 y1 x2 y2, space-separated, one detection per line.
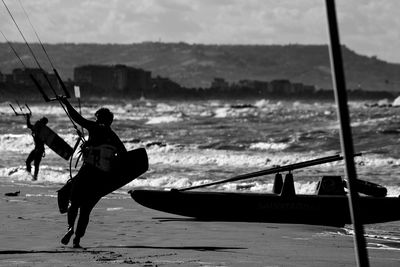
57 147 148 213
36 125 73 160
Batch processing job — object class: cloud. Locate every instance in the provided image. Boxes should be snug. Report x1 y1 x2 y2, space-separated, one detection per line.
1 0 400 62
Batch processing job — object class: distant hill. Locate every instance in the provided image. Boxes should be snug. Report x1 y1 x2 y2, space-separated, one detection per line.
1 42 400 92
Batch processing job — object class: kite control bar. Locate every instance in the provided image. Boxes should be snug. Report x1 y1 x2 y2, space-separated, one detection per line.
9 101 32 117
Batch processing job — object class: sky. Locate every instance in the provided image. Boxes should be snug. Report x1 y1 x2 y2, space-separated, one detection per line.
1 0 400 63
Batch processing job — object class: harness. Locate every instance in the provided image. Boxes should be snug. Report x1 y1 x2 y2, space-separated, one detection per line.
82 144 117 172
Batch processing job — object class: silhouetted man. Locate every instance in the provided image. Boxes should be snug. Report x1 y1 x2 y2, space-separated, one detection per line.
26 115 48 180
60 98 126 248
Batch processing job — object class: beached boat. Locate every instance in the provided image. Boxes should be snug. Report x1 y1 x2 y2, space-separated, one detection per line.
130 155 399 227
130 176 399 227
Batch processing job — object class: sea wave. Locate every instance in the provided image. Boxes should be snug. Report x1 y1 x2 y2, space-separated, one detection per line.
2 100 400 196
249 142 290 151
146 115 184 124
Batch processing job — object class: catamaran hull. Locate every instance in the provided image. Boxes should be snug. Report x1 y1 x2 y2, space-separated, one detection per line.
130 190 400 227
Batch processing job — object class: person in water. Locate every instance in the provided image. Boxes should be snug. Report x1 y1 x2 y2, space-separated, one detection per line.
60 98 126 248
26 115 48 180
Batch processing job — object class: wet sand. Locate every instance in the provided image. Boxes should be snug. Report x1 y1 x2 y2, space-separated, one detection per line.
1 182 400 266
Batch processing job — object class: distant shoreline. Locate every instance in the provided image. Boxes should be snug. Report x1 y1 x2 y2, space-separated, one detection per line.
2 42 400 92
1 92 396 103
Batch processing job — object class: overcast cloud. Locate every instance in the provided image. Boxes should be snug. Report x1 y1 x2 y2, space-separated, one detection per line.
1 0 399 63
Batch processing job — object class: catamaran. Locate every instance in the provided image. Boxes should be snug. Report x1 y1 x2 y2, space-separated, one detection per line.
130 154 398 227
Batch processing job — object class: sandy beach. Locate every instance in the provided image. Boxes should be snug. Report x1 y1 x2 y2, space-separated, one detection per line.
0 181 399 267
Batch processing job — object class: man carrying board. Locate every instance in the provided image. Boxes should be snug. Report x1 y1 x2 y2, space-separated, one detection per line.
26 114 48 180
59 97 127 248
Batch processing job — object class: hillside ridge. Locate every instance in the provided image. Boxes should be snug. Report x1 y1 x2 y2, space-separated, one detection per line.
1 42 399 91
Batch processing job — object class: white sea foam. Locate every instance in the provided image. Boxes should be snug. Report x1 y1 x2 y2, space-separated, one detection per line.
2 166 400 196
249 142 289 151
351 116 395 127
358 154 400 168
254 99 270 108
128 175 194 189
1 165 71 184
2 130 400 181
155 103 176 112
214 107 230 118
2 101 400 196
213 106 261 118
0 134 33 152
0 103 60 116
0 133 77 155
145 147 270 168
146 115 183 124
386 186 400 197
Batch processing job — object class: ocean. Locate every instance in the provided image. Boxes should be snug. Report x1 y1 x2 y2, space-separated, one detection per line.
1 98 400 249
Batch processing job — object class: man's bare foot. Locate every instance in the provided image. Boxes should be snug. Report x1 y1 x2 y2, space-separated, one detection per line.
72 237 82 248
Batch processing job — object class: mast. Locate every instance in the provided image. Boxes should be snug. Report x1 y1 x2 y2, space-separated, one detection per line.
325 0 369 266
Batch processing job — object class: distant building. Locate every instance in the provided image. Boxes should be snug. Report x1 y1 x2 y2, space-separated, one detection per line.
74 65 114 90
12 68 57 87
114 65 151 94
291 83 316 95
5 74 13 83
151 76 182 96
237 80 253 88
303 85 316 94
74 64 151 95
211 77 229 90
236 80 270 94
253 81 270 94
270 79 293 94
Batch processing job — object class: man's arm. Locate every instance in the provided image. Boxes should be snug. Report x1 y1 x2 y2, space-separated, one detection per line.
60 98 94 129
26 114 33 130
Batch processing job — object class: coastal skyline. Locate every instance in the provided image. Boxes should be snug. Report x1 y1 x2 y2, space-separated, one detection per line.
0 0 399 63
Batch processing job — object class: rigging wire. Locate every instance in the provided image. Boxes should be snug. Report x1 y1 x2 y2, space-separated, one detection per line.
1 0 43 70
16 0 72 99
1 0 63 107
0 30 26 68
17 0 55 69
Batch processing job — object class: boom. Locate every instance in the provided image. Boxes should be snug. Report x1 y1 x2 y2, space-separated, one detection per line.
178 153 361 191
